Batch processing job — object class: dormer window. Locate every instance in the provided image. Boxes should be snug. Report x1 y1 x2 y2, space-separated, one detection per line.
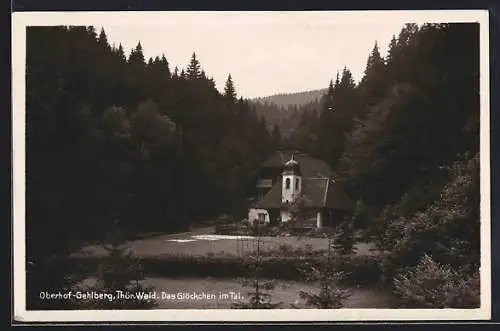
285 178 290 190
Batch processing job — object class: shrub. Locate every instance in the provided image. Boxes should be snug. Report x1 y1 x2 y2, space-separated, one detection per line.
393 254 480 308
307 227 336 238
332 219 357 256
333 254 384 286
296 236 351 308
216 214 234 225
26 256 84 310
296 267 351 308
67 250 390 285
232 229 283 309
380 153 480 273
73 224 157 309
231 278 283 309
214 223 248 235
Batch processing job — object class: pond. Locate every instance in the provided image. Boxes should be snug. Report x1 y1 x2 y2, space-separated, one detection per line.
141 277 399 309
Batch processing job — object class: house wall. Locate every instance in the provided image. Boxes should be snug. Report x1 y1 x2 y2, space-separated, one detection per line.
280 210 291 223
248 208 270 224
281 174 301 203
281 209 319 226
316 211 322 228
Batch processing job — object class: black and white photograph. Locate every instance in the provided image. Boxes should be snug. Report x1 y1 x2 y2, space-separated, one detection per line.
12 10 491 322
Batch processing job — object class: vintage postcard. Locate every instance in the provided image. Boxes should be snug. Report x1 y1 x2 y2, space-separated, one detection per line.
12 10 491 322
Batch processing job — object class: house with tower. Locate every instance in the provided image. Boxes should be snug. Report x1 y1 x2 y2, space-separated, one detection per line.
248 150 355 229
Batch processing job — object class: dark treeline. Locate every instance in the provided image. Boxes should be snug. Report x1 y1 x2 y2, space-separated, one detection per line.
253 88 327 108
288 23 480 274
26 26 280 262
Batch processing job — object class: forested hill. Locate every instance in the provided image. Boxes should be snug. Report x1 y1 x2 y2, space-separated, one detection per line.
26 26 281 262
288 23 479 271
252 88 327 108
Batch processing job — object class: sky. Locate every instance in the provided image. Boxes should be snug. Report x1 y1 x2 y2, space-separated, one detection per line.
100 12 419 99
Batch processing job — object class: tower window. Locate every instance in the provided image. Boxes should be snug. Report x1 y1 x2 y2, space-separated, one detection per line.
285 178 290 189
295 178 299 190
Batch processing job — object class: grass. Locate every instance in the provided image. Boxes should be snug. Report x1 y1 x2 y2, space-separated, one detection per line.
76 231 379 259
78 276 397 309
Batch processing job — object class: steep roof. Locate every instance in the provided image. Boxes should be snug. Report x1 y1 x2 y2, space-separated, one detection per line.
253 177 355 211
325 181 356 211
261 150 337 178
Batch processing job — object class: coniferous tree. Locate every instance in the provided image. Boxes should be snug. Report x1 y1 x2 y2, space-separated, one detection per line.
129 42 145 67
97 27 110 52
172 66 179 79
386 34 398 64
232 222 283 309
75 220 158 309
116 43 126 63
271 124 282 149
160 53 171 78
361 41 385 83
224 73 237 101
296 232 351 308
186 52 201 80
332 218 357 256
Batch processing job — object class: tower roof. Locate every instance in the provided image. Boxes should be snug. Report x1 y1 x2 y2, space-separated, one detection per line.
283 154 301 175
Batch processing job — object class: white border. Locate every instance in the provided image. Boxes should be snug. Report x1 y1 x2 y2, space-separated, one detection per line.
12 10 491 322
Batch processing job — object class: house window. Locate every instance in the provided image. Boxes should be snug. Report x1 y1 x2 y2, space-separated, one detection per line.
295 178 299 190
258 213 266 223
285 178 290 189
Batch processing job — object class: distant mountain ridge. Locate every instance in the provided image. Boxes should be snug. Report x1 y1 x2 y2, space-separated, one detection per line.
252 88 327 108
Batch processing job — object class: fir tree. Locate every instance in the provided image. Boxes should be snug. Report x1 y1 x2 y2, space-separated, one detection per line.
340 66 356 90
362 41 385 83
326 79 335 108
186 52 201 80
224 73 237 101
271 124 282 149
160 54 171 78
97 27 110 51
116 43 126 63
129 41 145 67
75 220 158 309
172 66 179 79
295 232 351 308
386 34 398 63
332 218 357 256
334 70 340 87
232 222 282 309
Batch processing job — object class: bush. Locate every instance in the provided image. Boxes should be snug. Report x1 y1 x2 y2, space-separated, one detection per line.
333 254 384 286
332 219 357 256
378 153 480 272
67 250 391 285
214 223 248 235
306 227 336 238
215 214 234 225
393 254 480 308
73 224 158 309
26 257 84 310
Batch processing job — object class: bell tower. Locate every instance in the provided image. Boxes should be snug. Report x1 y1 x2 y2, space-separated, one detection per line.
282 154 302 203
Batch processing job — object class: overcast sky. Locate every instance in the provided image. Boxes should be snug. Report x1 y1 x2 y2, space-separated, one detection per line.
100 12 419 98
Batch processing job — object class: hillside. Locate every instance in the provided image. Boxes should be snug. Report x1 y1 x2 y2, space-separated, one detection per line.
252 88 327 108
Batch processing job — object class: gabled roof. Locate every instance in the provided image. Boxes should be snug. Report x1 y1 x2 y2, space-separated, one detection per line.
260 150 337 178
325 181 356 211
253 177 355 211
